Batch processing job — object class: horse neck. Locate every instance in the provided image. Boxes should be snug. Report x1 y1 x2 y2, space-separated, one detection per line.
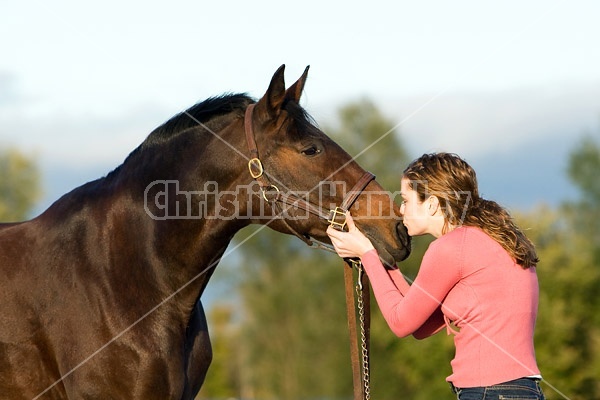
112 120 252 301
35 123 252 317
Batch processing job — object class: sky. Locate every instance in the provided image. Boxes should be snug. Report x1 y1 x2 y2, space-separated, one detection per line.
1 0 600 212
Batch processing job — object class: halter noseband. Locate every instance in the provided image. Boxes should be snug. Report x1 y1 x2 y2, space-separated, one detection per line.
244 103 375 251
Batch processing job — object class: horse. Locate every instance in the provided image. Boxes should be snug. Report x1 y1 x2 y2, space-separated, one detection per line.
0 65 410 399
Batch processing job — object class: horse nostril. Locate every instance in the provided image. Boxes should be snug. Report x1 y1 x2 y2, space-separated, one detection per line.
395 221 406 238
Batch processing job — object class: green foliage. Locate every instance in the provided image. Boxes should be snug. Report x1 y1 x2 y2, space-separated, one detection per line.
516 207 600 399
514 133 600 399
233 229 352 399
0 147 41 222
567 134 600 204
198 305 242 398
565 133 600 266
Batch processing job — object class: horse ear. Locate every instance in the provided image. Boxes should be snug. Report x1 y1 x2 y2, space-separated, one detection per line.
284 65 310 103
257 64 287 117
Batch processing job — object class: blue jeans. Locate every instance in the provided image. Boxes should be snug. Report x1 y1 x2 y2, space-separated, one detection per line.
450 378 545 400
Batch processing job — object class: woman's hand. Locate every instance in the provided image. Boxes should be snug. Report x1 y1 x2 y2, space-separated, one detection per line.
326 211 375 259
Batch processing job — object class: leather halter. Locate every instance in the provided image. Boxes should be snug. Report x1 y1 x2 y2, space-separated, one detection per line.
244 103 376 246
245 102 373 399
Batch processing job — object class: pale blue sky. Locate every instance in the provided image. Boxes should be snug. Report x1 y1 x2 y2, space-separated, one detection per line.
1 0 600 208
3 1 599 108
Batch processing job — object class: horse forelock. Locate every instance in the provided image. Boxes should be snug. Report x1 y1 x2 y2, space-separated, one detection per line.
282 99 322 139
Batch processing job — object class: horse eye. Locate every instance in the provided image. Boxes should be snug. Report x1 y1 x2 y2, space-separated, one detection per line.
301 145 321 157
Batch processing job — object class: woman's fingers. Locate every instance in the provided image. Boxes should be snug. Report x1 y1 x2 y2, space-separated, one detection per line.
326 212 375 258
345 211 356 232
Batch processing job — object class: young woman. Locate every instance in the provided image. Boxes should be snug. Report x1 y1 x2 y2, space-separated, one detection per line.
327 152 545 399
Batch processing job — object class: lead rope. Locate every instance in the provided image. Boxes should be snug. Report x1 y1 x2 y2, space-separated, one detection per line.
355 262 371 400
345 259 371 400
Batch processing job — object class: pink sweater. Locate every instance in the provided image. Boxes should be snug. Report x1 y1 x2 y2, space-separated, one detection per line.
361 226 541 388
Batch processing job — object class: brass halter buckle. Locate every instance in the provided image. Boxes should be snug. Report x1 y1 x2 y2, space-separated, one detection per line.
328 206 348 231
248 158 264 179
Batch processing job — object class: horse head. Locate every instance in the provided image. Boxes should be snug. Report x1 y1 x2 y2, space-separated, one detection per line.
238 65 410 267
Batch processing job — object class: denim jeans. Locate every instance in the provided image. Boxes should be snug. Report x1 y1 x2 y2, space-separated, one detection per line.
450 378 545 400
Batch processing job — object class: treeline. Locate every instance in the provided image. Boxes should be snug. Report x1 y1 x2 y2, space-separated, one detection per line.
198 100 600 400
0 147 40 222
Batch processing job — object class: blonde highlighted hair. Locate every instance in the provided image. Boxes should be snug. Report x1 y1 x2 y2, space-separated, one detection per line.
403 153 538 268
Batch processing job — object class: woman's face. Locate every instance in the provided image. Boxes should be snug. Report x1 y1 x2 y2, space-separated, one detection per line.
399 178 431 236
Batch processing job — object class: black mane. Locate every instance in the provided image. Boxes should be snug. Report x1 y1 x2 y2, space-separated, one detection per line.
104 93 253 180
111 93 320 180
143 93 254 148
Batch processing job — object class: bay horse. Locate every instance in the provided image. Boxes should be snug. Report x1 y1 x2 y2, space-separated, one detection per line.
0 65 410 399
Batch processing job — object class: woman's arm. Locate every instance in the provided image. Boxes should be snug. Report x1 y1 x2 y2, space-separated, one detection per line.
412 307 445 339
328 213 461 338
360 243 460 338
385 268 445 339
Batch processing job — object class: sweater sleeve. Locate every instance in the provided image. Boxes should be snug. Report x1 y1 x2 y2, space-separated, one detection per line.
360 239 462 338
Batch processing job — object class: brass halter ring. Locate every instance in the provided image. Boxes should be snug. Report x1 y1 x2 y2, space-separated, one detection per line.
261 184 280 202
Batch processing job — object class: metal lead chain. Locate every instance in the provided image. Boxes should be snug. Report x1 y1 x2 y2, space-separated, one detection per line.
355 263 371 400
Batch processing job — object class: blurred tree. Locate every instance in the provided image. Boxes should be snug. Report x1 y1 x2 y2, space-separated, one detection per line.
567 134 600 205
323 98 409 192
197 304 242 399
231 230 351 399
565 134 600 256
517 133 600 399
517 206 599 399
0 147 41 222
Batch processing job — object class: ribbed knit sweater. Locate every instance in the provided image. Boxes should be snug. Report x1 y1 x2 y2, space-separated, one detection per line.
361 226 541 387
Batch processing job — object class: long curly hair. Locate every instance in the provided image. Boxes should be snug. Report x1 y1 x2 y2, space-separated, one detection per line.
403 152 538 268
